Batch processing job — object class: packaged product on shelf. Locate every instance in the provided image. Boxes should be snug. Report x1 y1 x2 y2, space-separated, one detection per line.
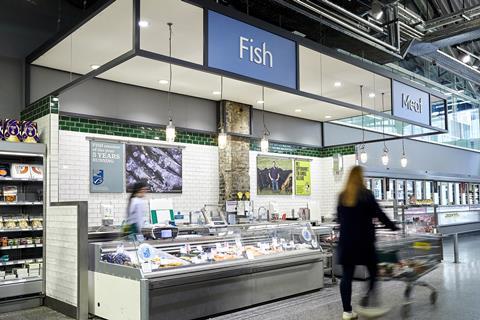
30 165 43 180
0 255 9 262
4 218 17 229
10 164 30 179
3 186 18 202
31 218 43 229
0 164 10 177
1 237 7 246
3 120 22 142
18 218 29 229
33 237 42 244
21 121 40 144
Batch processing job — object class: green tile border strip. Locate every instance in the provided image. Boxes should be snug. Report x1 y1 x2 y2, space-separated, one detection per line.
59 115 218 146
20 96 59 121
250 141 355 158
22 103 354 156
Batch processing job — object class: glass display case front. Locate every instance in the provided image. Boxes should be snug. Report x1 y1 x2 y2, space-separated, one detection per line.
97 222 320 274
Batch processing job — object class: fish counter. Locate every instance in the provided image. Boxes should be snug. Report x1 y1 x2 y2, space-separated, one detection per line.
88 222 327 320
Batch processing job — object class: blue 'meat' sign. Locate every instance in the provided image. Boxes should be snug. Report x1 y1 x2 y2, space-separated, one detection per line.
208 11 297 89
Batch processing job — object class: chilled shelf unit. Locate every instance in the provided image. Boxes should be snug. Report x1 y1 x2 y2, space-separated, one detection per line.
0 142 45 305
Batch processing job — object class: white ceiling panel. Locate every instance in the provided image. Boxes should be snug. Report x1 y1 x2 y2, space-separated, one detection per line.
140 0 204 64
32 0 133 75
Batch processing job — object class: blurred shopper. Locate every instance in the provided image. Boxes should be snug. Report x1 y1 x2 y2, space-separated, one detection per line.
125 181 149 236
337 166 398 320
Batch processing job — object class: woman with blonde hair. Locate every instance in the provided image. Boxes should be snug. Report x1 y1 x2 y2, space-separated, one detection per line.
337 166 398 320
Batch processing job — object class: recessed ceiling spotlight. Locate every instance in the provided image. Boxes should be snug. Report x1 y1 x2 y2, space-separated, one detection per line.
457 89 465 93
445 92 452 96
461 54 471 63
158 80 169 84
138 20 150 28
334 81 342 87
369 92 376 98
295 109 302 113
90 65 100 70
325 115 332 119
52 97 59 102
212 91 221 95
257 100 264 104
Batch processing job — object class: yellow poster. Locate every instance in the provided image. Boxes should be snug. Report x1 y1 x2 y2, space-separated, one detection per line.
295 160 311 196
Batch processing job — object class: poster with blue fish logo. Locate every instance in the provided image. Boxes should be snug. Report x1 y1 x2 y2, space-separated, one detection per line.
90 141 124 193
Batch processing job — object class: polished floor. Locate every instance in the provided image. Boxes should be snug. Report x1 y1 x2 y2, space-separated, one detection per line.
1 233 479 320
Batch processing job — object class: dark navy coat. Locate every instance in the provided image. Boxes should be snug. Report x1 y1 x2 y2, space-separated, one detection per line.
337 189 397 266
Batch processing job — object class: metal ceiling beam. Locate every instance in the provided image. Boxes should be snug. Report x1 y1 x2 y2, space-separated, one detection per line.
408 18 480 56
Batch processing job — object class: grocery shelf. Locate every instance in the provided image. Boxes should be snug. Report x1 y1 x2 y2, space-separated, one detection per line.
0 276 42 286
0 258 43 266
0 228 43 233
0 177 43 182
0 202 43 206
0 244 42 250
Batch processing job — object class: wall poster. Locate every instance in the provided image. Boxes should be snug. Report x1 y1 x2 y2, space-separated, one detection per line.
295 160 311 196
256 156 293 195
90 140 124 193
125 144 182 193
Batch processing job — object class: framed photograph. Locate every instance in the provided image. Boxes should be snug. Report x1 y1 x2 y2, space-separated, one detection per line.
256 156 293 196
126 144 182 193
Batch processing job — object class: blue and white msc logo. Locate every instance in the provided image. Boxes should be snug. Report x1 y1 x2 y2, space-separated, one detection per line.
92 169 104 185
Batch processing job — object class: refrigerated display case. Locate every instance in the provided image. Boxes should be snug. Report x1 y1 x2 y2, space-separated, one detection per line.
89 222 325 320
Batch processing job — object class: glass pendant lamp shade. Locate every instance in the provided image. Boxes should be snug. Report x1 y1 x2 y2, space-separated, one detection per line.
218 129 227 149
260 134 269 153
166 119 176 143
359 145 368 163
401 153 408 167
381 147 389 166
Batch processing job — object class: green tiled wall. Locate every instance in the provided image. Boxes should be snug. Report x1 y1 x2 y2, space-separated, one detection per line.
20 96 59 121
250 141 355 158
59 115 218 146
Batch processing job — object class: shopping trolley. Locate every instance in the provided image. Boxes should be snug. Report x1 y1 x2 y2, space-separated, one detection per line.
376 234 442 318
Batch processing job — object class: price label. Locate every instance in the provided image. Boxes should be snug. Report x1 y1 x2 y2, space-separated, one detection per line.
180 247 187 254
215 243 221 251
235 237 242 248
246 251 255 260
185 243 191 252
196 245 203 252
141 262 152 273
272 237 278 247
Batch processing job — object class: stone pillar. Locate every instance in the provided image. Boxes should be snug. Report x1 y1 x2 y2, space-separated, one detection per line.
219 100 251 205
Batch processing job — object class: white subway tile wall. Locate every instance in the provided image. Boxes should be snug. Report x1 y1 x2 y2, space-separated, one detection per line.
58 130 220 226
45 205 78 306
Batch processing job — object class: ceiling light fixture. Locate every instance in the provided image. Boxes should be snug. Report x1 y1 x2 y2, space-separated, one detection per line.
52 97 59 102
295 109 302 113
90 65 100 70
165 22 176 143
212 91 221 95
461 54 471 63
369 92 376 98
473 65 479 70
325 115 332 119
257 100 264 104
217 77 228 150
138 20 150 28
359 85 368 164
158 80 169 84
334 81 342 87
260 86 270 153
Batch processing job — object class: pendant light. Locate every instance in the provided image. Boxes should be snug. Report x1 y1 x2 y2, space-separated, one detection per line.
217 77 228 149
260 86 270 153
401 125 408 168
359 85 368 163
165 22 176 143
380 92 389 166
